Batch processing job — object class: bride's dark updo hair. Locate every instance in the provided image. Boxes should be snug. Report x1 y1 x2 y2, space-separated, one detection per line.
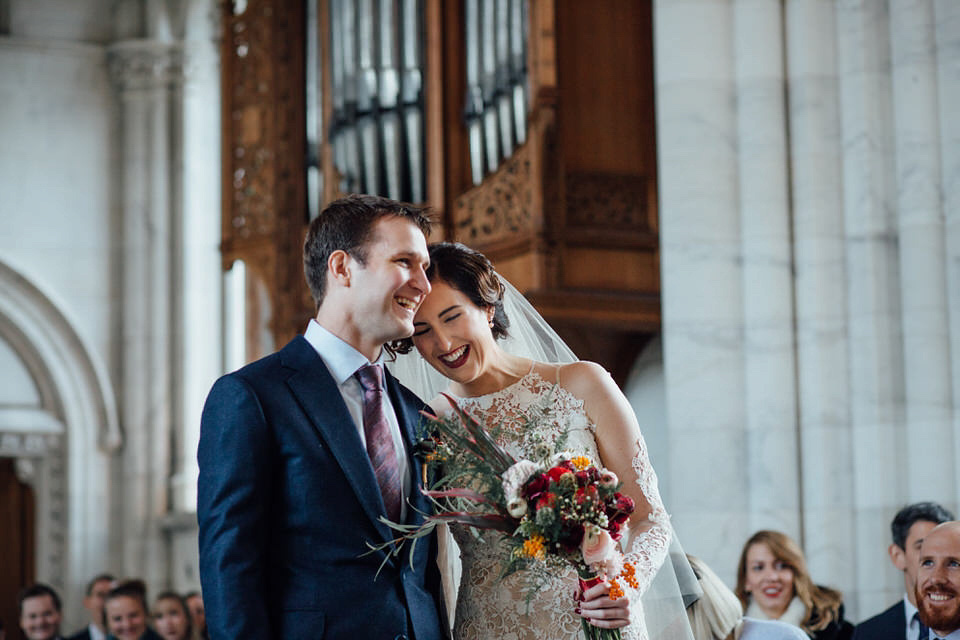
391 242 510 355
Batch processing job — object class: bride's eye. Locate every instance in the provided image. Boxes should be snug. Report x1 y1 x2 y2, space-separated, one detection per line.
444 313 461 323
413 326 430 337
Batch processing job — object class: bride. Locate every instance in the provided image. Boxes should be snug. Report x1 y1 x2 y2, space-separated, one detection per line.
389 242 698 640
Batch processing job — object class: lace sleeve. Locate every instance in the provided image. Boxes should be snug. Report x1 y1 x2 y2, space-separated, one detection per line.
620 435 672 597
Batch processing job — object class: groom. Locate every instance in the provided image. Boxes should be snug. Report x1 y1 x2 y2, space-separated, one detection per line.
198 195 446 640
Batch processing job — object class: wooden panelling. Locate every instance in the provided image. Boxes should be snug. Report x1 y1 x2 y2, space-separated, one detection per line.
221 0 313 357
560 248 659 293
0 458 35 640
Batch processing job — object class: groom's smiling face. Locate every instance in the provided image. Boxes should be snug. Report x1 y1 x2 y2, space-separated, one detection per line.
344 215 431 349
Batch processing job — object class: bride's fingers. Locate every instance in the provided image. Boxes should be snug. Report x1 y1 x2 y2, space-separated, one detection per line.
579 582 611 602
579 602 631 630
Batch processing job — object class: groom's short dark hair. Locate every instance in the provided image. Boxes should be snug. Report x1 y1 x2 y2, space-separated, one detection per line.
303 194 432 306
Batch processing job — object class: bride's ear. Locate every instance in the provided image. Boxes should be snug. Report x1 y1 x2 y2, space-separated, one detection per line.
486 306 495 327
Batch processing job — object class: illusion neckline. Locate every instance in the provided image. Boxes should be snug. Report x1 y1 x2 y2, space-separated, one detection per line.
446 362 541 402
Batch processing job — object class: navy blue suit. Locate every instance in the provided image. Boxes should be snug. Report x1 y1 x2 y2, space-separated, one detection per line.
853 601 906 640
197 337 445 640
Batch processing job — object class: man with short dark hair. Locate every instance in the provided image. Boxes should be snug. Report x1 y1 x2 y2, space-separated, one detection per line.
854 502 955 640
66 573 115 640
915 521 960 639
198 195 446 639
18 583 64 640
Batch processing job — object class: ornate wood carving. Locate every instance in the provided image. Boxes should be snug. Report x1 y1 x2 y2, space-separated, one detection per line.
221 0 312 354
565 172 648 229
450 142 533 248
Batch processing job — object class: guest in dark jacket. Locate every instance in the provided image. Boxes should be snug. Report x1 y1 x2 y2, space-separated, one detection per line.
735 530 854 640
853 502 954 640
67 573 115 640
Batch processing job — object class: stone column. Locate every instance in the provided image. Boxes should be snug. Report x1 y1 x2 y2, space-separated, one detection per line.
172 0 221 515
733 0 801 536
889 0 955 500
834 0 901 614
108 39 181 586
655 0 749 573
785 0 855 591
935 0 960 499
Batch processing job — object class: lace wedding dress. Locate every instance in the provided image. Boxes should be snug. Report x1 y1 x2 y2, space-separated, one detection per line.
447 369 672 640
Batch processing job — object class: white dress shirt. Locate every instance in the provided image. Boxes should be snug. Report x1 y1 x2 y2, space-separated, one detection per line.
906 595 922 640
304 319 410 519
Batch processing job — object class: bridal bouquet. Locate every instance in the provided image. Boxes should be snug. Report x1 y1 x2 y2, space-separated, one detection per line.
377 394 637 640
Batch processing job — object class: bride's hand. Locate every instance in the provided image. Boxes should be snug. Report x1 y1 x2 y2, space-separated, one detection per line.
576 581 631 629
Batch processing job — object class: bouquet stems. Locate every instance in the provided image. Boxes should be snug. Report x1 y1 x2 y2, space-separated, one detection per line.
578 576 622 640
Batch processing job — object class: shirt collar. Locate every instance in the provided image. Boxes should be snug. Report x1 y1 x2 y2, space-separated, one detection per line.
304 319 385 384
905 594 919 626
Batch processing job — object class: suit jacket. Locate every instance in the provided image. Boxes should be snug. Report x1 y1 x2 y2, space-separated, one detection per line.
66 630 92 640
853 601 906 640
197 336 445 640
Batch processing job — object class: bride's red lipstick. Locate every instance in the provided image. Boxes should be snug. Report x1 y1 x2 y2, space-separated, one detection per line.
440 345 470 369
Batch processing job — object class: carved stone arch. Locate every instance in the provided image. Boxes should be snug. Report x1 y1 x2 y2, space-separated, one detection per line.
0 259 119 614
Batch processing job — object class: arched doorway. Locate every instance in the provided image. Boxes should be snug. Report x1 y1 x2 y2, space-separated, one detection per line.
0 261 120 629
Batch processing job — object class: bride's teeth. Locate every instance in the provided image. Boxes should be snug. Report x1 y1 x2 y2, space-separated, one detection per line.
440 346 467 363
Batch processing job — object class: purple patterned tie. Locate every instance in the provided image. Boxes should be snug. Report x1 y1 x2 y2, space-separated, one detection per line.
355 364 402 522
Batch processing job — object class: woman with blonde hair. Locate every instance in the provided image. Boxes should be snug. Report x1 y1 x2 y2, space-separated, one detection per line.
686 554 807 640
734 531 853 640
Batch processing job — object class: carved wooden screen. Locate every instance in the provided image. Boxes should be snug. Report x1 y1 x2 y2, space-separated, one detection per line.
222 0 661 380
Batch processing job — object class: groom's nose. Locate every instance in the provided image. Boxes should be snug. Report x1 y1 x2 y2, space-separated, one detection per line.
410 264 431 295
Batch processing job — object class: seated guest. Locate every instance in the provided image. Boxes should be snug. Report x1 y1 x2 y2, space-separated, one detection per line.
686 554 808 640
182 593 205 640
914 522 960 639
854 502 954 640
103 581 161 640
151 593 192 640
18 583 64 640
735 531 854 640
68 573 116 640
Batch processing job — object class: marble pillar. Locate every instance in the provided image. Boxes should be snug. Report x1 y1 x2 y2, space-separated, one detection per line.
834 0 899 614
935 0 960 500
889 0 955 501
108 38 181 587
655 0 750 575
733 0 801 537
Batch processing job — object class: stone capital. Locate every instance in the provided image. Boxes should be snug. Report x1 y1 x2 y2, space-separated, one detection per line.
108 39 184 92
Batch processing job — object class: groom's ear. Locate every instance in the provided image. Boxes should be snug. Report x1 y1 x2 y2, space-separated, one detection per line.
328 250 352 286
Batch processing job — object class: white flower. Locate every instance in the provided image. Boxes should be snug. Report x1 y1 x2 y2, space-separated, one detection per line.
599 470 619 489
507 497 528 518
501 459 540 503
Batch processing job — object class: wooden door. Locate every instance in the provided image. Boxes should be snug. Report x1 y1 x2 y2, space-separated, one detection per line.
0 457 35 640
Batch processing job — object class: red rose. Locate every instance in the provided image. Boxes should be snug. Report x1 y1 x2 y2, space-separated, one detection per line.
574 467 600 487
536 492 557 511
524 473 550 499
615 494 635 514
608 520 623 540
546 466 570 482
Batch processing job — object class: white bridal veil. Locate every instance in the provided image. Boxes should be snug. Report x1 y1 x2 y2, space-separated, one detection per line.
386 275 701 640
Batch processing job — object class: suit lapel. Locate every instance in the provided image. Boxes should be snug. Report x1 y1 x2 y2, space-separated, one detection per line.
282 338 397 544
385 369 430 526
